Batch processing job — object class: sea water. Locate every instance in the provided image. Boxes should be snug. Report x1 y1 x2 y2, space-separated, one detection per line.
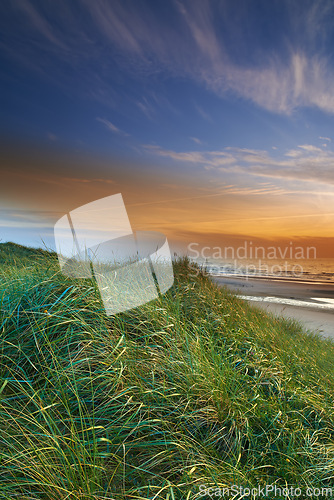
197 258 334 284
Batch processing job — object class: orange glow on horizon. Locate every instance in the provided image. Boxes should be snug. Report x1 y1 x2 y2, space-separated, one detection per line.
2 142 334 257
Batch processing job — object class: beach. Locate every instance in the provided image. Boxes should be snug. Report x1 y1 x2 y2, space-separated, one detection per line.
212 276 334 339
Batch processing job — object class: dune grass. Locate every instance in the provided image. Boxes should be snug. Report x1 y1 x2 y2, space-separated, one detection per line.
1 243 334 499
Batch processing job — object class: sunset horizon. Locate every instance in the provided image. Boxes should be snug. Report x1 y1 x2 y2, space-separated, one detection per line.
2 139 334 258
1 1 334 258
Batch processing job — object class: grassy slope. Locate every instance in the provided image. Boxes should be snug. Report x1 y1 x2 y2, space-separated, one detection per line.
0 244 334 499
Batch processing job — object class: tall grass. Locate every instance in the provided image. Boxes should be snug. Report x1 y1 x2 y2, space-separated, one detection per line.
1 244 334 498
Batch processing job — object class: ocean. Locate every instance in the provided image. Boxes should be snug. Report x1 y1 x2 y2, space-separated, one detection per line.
194 258 334 284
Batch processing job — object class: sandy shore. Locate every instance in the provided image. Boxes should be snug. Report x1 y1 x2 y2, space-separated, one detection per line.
212 276 334 339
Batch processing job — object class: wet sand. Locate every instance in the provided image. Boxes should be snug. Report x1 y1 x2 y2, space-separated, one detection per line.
212 276 334 339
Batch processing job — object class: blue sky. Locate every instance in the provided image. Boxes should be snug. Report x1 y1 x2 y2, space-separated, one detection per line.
1 0 334 252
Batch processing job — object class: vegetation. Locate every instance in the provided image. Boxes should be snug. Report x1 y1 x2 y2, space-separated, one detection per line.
1 243 334 499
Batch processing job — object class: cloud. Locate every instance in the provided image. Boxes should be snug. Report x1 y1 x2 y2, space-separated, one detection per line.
200 51 334 114
194 104 213 122
137 98 156 120
297 144 324 153
63 176 115 185
190 137 202 144
3 0 334 115
143 144 237 167
143 144 206 163
144 141 334 186
218 184 289 196
15 0 68 49
96 117 129 136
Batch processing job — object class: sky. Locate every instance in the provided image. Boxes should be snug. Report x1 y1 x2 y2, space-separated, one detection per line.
1 0 334 256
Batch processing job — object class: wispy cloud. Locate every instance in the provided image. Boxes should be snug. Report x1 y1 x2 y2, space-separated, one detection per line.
96 117 129 136
15 0 68 49
137 98 156 120
63 176 115 185
143 144 237 167
144 141 334 187
190 137 202 145
2 0 334 115
319 136 331 141
136 92 181 120
319 136 331 147
297 144 324 153
194 104 213 122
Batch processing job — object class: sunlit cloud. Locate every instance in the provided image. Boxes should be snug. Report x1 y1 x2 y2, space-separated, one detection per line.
144 142 334 186
319 136 331 142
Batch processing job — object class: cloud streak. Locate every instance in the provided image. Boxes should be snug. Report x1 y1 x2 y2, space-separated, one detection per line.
2 0 334 115
96 117 129 136
144 142 334 187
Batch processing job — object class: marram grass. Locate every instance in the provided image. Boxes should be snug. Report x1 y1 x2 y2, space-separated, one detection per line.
1 243 334 499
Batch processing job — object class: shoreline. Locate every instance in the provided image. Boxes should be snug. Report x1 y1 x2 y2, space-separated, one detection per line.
210 273 334 286
212 275 334 339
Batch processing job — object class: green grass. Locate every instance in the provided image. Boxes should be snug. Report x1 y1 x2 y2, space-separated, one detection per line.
1 244 334 499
